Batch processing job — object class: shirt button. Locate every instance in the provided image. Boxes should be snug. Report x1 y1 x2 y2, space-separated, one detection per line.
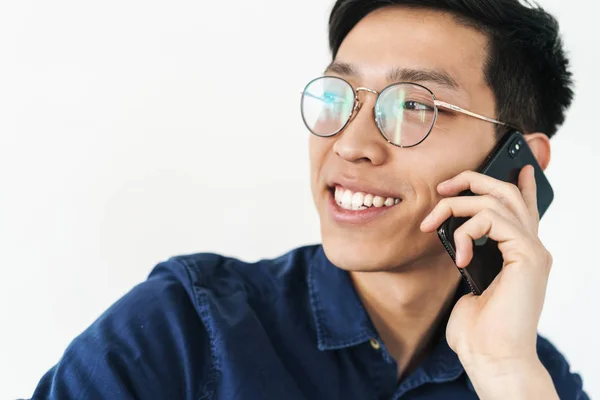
369 338 381 350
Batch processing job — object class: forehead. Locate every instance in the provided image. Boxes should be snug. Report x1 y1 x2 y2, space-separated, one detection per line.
335 7 490 96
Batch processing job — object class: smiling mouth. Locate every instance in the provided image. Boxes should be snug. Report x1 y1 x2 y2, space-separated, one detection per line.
331 185 401 211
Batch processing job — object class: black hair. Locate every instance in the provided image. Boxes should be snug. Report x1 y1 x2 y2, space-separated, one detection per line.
328 0 574 138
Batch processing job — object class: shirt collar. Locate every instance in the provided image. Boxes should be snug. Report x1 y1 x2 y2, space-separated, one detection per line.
308 246 377 350
308 245 470 384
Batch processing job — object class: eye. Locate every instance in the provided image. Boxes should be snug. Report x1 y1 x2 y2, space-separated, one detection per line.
304 91 347 107
321 92 346 104
403 100 434 112
323 92 336 103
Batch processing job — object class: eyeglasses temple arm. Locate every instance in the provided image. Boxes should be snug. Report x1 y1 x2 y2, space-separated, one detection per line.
435 100 507 126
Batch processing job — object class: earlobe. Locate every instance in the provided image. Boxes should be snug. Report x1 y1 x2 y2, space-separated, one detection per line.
524 133 552 171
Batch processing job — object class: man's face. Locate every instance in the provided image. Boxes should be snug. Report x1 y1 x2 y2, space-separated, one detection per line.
310 7 499 271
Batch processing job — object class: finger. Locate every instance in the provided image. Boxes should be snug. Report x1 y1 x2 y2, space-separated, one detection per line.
438 170 532 227
518 165 539 225
438 170 510 196
453 209 524 267
420 194 518 232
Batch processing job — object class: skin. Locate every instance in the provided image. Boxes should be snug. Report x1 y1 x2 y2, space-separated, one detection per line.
309 6 557 398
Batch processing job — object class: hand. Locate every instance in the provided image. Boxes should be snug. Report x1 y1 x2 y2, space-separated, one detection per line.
420 166 557 399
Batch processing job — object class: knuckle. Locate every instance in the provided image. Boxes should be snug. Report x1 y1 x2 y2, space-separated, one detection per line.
436 198 450 210
505 182 521 198
453 229 461 243
544 250 554 270
438 197 449 206
459 170 473 180
454 223 469 238
453 226 472 246
532 243 553 272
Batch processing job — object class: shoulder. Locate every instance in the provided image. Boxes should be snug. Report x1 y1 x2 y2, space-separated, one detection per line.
161 244 321 302
536 334 589 399
31 245 320 399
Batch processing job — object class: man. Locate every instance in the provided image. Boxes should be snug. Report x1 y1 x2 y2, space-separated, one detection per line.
31 0 588 399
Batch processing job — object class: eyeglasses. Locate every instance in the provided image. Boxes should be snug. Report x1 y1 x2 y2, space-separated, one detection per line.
300 76 512 148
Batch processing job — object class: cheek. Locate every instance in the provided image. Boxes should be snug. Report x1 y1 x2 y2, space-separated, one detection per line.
418 128 496 182
406 137 494 212
308 136 331 176
308 135 332 198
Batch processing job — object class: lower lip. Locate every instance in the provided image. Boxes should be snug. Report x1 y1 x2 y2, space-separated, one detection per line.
327 190 400 224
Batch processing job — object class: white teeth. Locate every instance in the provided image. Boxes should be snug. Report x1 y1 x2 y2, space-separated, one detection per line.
372 196 385 208
351 192 365 210
334 186 400 211
342 190 353 209
335 188 343 203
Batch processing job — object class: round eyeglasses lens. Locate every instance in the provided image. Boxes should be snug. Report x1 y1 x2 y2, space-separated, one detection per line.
301 77 355 137
375 84 437 147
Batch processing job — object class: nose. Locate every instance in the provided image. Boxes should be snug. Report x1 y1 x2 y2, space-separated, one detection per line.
332 90 389 166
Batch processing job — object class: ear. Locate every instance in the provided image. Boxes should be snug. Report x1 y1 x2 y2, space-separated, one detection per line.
523 133 551 171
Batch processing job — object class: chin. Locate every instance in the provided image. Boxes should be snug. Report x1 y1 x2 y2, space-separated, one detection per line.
313 185 446 272
321 234 400 272
320 223 447 273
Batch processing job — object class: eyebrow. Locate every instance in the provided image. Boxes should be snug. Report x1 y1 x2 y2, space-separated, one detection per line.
324 61 459 90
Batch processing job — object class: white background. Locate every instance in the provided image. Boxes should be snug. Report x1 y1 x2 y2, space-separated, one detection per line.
1 0 598 398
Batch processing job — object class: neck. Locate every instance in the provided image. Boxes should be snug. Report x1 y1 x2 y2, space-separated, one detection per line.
350 252 461 380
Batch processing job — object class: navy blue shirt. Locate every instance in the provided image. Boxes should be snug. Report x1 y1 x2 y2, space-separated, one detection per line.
31 245 588 399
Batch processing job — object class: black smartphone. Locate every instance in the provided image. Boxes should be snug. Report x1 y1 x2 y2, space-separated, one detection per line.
436 130 554 295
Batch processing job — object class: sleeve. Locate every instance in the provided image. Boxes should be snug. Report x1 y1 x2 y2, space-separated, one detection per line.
536 335 590 400
29 259 216 400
